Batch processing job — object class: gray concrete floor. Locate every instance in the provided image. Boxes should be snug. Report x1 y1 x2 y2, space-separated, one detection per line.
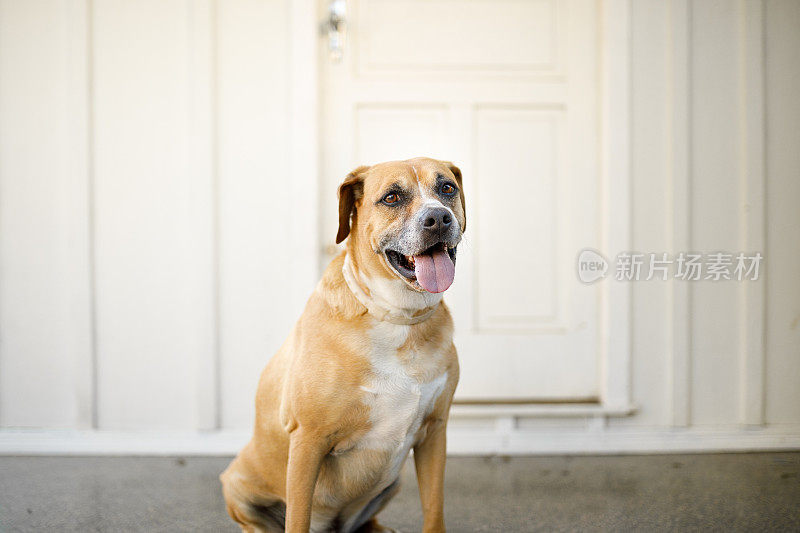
0 453 798 532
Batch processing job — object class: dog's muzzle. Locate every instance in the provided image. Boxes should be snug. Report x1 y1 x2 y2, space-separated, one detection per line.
384 206 460 294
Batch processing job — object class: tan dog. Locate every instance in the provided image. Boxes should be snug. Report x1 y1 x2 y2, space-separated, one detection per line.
220 157 465 532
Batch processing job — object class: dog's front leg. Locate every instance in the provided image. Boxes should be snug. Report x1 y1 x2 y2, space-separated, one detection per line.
413 423 447 533
285 429 327 533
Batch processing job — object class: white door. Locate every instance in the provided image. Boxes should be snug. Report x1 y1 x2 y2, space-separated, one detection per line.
320 0 601 402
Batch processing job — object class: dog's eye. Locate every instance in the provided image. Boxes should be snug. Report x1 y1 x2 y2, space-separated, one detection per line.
382 192 400 205
440 183 456 196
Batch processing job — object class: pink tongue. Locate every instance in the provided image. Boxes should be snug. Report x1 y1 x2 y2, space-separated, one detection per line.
414 248 455 293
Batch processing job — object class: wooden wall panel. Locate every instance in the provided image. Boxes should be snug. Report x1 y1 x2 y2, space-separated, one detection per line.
216 0 294 430
621 0 671 428
689 0 743 426
765 0 800 425
620 0 778 430
92 0 213 429
0 0 93 428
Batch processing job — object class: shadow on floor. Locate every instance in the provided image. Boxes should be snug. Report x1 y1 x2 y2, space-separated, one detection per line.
0 453 798 532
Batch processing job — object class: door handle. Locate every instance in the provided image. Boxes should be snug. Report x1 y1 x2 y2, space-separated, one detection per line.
321 0 346 62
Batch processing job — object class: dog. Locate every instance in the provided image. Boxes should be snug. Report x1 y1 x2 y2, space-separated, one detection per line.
220 157 465 532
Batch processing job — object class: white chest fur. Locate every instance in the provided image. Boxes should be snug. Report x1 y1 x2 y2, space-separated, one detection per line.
357 322 448 480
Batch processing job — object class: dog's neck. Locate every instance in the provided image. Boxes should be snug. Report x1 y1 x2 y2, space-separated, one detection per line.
342 251 441 325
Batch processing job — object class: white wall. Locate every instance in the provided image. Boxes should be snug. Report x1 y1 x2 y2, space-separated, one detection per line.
621 0 800 430
0 0 798 454
0 0 308 434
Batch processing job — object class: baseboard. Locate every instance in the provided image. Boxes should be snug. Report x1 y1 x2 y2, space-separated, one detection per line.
0 429 249 456
445 424 800 455
1 424 799 456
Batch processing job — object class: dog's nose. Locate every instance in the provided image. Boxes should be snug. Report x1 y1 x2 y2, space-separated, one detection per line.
422 207 453 234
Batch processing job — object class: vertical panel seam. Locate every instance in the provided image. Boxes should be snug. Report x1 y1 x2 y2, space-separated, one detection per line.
737 0 767 427
668 0 692 428
189 0 220 431
211 0 221 431
87 0 99 430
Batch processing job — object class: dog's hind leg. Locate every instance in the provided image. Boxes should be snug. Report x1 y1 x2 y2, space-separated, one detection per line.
221 454 286 532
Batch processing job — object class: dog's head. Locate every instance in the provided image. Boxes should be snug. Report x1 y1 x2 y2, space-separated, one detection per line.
336 157 465 294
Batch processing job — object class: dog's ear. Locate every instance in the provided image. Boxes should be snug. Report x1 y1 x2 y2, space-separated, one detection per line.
445 162 466 233
336 165 370 244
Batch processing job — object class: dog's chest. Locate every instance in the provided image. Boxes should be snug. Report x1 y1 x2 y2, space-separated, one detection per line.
359 359 447 451
356 323 448 466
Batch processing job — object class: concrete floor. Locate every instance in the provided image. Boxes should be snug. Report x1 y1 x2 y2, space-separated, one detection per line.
0 453 798 532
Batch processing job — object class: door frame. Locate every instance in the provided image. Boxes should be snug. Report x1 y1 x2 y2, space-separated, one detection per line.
292 0 633 418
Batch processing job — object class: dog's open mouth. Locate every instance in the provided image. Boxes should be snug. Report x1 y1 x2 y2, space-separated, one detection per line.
385 242 457 293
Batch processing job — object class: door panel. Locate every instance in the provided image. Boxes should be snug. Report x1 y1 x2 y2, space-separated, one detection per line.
474 107 561 329
321 0 600 401
357 0 560 74
355 105 448 162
